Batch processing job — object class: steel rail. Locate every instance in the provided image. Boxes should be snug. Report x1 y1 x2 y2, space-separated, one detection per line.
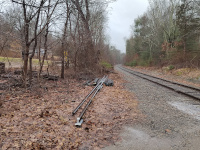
123 67 200 91
119 66 200 101
75 76 107 126
72 75 106 116
78 86 101 120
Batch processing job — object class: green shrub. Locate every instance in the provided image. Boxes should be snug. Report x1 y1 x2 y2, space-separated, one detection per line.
125 62 130 66
130 60 137 67
125 60 137 67
137 59 151 67
100 61 113 69
167 65 175 70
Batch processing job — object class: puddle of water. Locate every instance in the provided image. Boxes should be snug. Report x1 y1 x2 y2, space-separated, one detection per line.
168 101 200 120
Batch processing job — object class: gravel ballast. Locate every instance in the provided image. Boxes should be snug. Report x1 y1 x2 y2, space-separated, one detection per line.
104 66 200 150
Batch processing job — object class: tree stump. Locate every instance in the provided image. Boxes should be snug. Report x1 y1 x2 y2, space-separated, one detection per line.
0 62 5 74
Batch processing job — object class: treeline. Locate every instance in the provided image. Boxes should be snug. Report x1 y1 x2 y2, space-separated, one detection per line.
102 45 125 66
0 0 122 85
125 0 200 68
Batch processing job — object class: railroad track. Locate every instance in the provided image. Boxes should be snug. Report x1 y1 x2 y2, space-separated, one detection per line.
118 66 200 101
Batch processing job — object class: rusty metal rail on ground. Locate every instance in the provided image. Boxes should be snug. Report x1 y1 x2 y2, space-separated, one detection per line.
119 66 200 101
72 76 107 126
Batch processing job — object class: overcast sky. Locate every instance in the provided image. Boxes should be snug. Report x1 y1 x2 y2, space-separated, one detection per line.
107 0 149 53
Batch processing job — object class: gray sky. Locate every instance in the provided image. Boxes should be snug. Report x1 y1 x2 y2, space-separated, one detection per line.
107 0 149 53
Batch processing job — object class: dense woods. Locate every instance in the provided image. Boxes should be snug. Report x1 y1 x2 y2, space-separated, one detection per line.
0 0 123 85
125 0 200 68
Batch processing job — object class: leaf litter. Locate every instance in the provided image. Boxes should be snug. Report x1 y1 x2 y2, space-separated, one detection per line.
0 72 141 149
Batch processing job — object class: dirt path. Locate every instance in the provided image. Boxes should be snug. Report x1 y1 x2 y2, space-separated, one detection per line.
104 66 200 150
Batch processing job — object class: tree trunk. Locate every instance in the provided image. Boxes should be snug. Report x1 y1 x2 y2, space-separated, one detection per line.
39 25 49 76
29 57 33 84
60 2 70 79
23 45 29 86
61 53 65 78
72 0 95 70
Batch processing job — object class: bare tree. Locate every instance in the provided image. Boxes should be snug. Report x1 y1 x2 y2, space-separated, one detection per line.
71 0 96 70
11 0 59 85
60 0 71 79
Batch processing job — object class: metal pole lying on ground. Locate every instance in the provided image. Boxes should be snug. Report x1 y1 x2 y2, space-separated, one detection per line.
75 76 107 126
72 76 106 115
72 76 106 116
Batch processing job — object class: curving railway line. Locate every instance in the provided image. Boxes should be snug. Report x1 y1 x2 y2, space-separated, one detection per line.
118 65 200 101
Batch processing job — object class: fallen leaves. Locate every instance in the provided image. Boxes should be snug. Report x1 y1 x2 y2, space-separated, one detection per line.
0 72 140 149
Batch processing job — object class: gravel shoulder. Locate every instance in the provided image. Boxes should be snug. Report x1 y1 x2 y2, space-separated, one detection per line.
104 65 200 150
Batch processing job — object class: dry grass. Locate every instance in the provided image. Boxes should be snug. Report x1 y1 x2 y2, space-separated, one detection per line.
0 56 50 69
